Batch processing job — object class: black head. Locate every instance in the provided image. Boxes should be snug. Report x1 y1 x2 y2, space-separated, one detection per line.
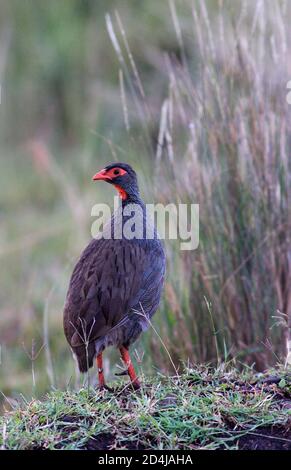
93 162 140 202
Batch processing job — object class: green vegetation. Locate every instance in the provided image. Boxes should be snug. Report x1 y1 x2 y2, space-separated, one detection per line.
0 0 290 412
1 366 290 450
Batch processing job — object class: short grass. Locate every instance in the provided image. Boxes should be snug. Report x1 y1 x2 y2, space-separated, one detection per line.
1 365 290 450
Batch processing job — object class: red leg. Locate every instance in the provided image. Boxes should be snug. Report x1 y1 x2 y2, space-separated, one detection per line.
119 346 140 389
96 353 105 389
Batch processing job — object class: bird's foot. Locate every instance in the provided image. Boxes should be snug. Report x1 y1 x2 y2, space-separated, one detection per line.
98 384 114 393
115 371 141 390
130 379 141 391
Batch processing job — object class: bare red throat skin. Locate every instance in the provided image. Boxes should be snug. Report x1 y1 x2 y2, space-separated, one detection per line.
114 184 128 200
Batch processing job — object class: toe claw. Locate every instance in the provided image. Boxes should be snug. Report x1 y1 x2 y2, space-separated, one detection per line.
98 384 114 392
115 370 129 377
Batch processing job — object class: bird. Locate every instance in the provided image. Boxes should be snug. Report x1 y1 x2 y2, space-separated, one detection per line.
63 162 165 390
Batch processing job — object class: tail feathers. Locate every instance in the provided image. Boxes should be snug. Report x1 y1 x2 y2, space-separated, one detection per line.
73 343 95 373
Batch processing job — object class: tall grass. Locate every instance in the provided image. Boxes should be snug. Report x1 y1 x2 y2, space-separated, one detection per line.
107 0 291 370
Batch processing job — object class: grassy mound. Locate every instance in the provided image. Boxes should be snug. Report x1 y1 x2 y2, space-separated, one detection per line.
1 366 290 450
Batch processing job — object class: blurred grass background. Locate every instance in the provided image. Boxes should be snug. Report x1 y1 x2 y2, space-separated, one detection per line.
0 0 290 410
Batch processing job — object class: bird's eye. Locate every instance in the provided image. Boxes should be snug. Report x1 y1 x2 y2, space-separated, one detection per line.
113 169 120 175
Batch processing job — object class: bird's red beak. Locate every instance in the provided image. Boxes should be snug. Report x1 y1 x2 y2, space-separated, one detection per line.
92 169 111 181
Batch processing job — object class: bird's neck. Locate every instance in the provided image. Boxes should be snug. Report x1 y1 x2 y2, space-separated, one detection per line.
111 195 158 242
121 193 144 207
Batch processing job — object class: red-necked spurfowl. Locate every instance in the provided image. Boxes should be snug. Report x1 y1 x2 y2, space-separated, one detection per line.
63 163 165 389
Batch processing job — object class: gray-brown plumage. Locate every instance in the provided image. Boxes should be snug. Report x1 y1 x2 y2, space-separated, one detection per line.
63 163 165 389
